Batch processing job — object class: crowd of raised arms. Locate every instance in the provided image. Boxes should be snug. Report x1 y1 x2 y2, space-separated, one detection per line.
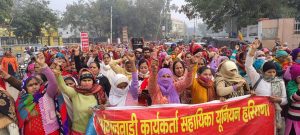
0 40 300 135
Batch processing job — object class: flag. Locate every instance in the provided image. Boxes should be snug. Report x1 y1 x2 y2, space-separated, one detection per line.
238 31 244 41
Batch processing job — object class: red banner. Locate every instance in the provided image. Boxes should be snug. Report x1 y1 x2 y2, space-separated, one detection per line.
93 96 275 135
80 32 89 52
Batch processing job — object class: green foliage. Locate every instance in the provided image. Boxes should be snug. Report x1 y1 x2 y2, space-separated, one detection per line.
182 0 299 32
287 0 300 19
0 0 13 25
61 0 172 40
11 0 58 41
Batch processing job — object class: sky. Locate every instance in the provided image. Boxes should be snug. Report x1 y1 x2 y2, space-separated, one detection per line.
48 0 196 27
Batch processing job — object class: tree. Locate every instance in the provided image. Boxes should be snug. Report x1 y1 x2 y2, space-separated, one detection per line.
61 0 89 35
287 0 300 18
170 4 179 12
181 0 298 32
61 0 127 38
61 0 171 41
0 0 13 26
198 23 212 37
131 0 168 39
87 0 112 38
11 0 58 43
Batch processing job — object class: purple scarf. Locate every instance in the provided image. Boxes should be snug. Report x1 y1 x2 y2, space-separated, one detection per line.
157 68 179 103
209 56 228 73
291 48 300 61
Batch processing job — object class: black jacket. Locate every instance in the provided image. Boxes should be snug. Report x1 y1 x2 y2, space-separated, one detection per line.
96 74 111 97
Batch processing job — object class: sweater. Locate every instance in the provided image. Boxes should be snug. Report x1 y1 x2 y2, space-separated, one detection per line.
34 67 59 134
174 71 191 104
191 65 210 104
286 80 300 120
74 55 88 73
1 56 18 74
245 53 287 105
125 72 139 106
57 75 97 133
17 66 59 134
75 55 112 97
148 69 193 104
96 73 111 97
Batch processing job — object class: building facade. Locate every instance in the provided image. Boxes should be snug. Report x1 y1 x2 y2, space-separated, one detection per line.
258 18 300 49
170 18 187 38
242 18 300 49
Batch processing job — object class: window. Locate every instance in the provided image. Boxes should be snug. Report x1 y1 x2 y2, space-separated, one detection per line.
295 20 300 34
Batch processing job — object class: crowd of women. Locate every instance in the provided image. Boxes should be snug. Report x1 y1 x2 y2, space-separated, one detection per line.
0 39 300 135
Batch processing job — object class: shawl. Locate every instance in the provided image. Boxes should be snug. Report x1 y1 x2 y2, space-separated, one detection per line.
75 68 107 105
197 76 216 101
109 74 130 107
215 60 245 84
16 85 46 128
157 68 179 103
0 90 17 127
215 60 250 98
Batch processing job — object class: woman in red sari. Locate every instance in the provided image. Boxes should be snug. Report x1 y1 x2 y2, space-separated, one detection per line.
16 53 60 135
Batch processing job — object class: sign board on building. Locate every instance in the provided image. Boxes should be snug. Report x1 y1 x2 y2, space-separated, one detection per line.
122 27 129 43
262 28 277 40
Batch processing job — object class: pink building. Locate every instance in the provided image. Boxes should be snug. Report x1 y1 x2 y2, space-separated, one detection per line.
258 18 300 49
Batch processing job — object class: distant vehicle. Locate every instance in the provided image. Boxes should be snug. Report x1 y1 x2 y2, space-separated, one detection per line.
164 42 176 46
195 42 206 46
201 37 213 43
209 38 246 49
174 39 185 45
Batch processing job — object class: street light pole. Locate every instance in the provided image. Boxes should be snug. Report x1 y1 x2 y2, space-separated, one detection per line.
194 17 196 39
110 6 113 44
